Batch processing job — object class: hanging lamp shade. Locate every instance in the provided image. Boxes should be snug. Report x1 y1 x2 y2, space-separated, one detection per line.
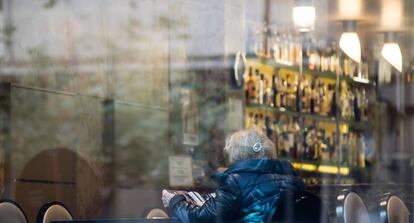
292 3 316 32
339 21 361 63
381 42 402 72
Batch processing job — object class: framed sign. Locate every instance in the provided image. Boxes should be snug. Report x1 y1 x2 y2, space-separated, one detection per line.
181 88 199 146
169 155 194 187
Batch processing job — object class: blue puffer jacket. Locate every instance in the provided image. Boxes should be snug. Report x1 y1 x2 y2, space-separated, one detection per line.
169 159 305 223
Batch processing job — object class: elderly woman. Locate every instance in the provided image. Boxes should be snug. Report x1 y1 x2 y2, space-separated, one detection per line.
162 129 305 223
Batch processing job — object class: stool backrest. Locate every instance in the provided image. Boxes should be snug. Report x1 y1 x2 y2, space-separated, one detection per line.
0 199 28 223
387 196 409 223
146 208 169 219
37 202 73 223
343 192 370 223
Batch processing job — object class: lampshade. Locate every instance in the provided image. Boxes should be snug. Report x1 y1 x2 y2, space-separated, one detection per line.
338 0 362 19
381 42 402 72
381 0 403 30
339 32 361 63
293 6 316 32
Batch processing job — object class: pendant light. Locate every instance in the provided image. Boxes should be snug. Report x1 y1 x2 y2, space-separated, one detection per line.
292 0 316 33
339 21 361 63
381 33 402 72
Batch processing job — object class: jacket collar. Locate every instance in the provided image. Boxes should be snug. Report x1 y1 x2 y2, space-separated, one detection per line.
213 159 297 182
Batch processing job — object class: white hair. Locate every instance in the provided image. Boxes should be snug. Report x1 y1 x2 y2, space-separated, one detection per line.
224 129 276 164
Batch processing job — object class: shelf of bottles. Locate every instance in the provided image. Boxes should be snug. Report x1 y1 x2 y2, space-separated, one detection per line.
243 29 376 177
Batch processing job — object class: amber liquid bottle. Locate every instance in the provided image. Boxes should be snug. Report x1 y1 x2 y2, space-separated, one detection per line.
246 68 256 105
310 80 316 114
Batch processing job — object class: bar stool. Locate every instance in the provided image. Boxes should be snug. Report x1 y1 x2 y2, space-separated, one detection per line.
146 208 169 219
0 199 28 223
371 194 410 223
36 201 73 223
336 190 371 223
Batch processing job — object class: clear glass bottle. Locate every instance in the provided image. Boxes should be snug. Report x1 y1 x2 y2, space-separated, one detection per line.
258 74 265 105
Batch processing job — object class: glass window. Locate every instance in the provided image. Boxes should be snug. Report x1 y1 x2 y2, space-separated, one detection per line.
0 0 413 222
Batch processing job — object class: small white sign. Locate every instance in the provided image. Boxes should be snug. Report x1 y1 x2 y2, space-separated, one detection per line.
169 156 194 187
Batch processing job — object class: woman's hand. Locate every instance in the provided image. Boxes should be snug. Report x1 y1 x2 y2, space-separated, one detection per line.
162 189 179 207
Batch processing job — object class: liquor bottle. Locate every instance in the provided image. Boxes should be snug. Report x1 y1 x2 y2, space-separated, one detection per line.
308 81 314 114
296 81 301 112
318 81 325 115
264 79 272 107
310 80 315 114
272 74 279 107
328 134 336 159
358 132 366 167
348 90 355 120
309 47 316 70
258 74 265 105
258 114 265 133
294 35 302 65
321 49 328 72
330 43 340 74
314 131 327 161
305 127 317 160
302 80 310 113
246 68 256 105
340 133 349 165
280 79 286 108
255 68 260 78
281 121 290 158
327 46 334 73
315 46 321 71
246 113 254 129
263 24 271 57
285 118 294 158
361 89 368 121
288 75 297 111
340 81 351 119
329 84 336 117
253 114 259 129
353 89 361 121
272 31 282 62
303 38 311 69
349 132 357 166
320 130 330 161
291 118 301 159
361 61 369 79
273 119 281 144
288 33 295 64
265 116 273 139
286 79 292 109
282 32 289 64
343 58 349 76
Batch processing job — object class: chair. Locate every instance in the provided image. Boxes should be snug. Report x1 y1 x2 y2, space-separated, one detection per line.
272 190 327 223
336 190 370 223
16 148 103 221
370 194 410 223
145 208 169 219
0 199 28 223
36 201 73 223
